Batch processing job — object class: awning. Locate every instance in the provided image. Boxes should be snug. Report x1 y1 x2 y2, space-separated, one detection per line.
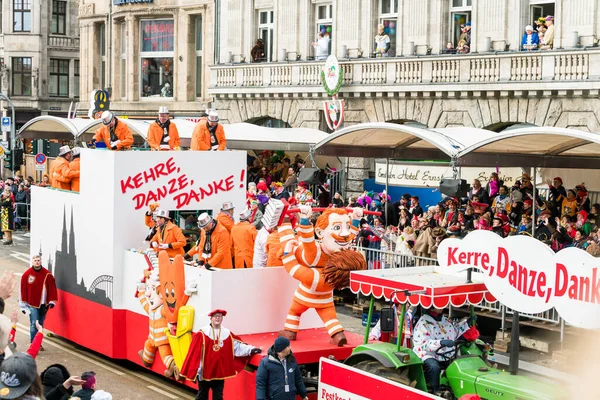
349 267 496 309
18 116 80 140
314 122 496 161
456 126 600 169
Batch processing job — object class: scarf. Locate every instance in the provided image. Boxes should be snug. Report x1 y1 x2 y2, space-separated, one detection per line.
109 119 119 142
203 221 218 255
207 122 218 147
156 118 171 143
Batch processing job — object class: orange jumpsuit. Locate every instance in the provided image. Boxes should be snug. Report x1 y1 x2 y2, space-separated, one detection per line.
217 212 235 256
278 220 359 337
50 157 79 190
94 119 134 150
147 121 181 150
69 157 81 193
190 122 226 151
138 289 174 370
266 231 283 267
231 221 257 268
150 222 187 258
187 222 233 269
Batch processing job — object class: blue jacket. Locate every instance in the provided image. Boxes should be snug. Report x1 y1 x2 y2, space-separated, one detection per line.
521 32 539 48
256 347 307 400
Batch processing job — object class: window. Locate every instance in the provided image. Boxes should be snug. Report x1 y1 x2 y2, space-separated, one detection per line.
378 0 398 57
13 0 31 32
258 10 274 62
450 0 472 48
120 22 126 99
11 57 32 96
140 19 174 98
49 59 69 97
74 60 80 98
51 0 67 35
530 1 555 26
195 16 203 98
100 23 106 88
314 3 332 59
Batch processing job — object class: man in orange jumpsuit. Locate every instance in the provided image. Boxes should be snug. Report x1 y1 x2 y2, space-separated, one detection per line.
147 107 180 151
136 268 177 378
216 201 235 263
69 147 81 193
150 210 187 258
185 213 232 269
190 111 226 151
94 111 134 150
278 206 363 346
50 146 79 190
231 209 256 269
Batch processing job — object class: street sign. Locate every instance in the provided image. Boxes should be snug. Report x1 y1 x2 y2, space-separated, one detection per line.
35 153 47 171
1 117 10 133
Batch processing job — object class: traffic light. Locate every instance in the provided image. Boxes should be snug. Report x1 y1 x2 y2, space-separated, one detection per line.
13 148 23 170
3 151 11 170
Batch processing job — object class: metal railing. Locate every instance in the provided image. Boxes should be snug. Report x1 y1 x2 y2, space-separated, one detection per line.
14 202 30 231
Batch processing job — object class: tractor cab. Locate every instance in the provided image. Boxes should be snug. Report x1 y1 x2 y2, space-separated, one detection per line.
344 266 571 400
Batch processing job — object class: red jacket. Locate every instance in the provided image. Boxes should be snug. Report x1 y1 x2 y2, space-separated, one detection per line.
20 267 58 308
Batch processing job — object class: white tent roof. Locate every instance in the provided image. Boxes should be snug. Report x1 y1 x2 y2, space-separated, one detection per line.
19 116 329 153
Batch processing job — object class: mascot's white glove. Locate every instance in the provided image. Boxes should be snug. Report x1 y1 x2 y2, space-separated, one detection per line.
158 243 169 250
299 205 313 219
151 241 158 248
351 207 364 220
184 279 198 296
284 239 300 255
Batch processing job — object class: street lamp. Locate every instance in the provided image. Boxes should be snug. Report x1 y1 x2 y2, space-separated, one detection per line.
0 93 16 173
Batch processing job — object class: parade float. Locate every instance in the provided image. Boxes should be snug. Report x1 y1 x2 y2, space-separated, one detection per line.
29 149 365 398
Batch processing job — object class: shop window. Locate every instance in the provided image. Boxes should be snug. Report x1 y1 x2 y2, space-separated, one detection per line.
140 19 174 98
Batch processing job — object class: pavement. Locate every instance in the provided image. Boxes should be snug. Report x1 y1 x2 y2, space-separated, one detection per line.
0 230 197 400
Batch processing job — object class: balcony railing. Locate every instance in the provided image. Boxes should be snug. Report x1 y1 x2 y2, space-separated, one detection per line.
209 49 600 95
48 35 80 49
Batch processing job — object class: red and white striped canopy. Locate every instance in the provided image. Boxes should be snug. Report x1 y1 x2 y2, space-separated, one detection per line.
349 267 496 309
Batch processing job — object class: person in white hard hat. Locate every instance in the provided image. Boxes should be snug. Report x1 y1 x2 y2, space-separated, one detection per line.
184 213 233 269
149 209 187 258
147 106 181 151
93 111 134 150
49 145 79 190
69 147 82 192
231 209 257 269
190 110 227 151
216 201 235 233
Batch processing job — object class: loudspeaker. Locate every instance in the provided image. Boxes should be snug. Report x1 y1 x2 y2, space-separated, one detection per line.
297 167 320 185
439 179 470 198
380 307 396 333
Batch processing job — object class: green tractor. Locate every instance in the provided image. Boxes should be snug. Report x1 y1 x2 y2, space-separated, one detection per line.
344 292 570 400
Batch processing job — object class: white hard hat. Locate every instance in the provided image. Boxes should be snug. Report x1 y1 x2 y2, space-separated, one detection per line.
158 106 169 114
221 201 234 211
197 212 213 228
101 111 115 125
71 147 81 157
58 145 72 156
239 208 252 221
154 210 171 219
207 111 219 123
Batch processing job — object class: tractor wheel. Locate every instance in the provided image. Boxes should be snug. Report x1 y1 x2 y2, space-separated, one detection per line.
352 360 415 387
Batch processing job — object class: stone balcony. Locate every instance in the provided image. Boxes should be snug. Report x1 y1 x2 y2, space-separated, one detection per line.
48 35 80 51
209 49 600 98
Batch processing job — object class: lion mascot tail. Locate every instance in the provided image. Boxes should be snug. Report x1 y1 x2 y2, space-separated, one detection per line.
322 250 367 289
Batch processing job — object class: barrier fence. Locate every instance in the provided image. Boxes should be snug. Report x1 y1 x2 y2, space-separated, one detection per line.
14 202 30 231
352 245 564 336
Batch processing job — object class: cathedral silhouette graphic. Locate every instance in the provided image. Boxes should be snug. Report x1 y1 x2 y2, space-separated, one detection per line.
41 206 113 307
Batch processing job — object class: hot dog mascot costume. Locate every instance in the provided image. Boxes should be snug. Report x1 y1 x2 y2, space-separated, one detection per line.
278 206 366 346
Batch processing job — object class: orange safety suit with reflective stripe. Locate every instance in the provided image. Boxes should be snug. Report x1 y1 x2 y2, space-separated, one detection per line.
138 290 174 369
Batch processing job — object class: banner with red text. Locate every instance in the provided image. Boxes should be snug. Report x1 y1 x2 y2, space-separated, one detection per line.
437 230 600 329
318 358 441 400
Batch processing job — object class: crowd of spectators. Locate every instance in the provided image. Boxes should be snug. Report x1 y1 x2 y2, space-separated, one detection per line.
341 173 600 265
0 175 39 243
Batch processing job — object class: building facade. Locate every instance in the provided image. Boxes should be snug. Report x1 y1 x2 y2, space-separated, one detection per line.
0 0 80 126
78 0 213 118
208 0 600 195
